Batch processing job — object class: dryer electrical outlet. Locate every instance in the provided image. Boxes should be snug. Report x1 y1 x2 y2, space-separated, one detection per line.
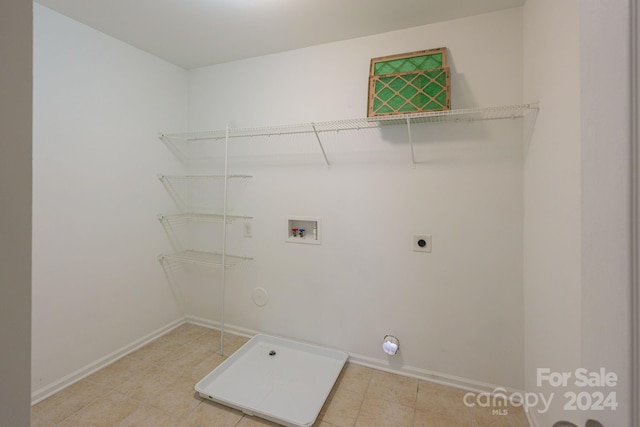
413 235 432 253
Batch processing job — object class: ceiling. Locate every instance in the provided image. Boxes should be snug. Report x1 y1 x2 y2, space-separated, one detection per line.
35 0 525 70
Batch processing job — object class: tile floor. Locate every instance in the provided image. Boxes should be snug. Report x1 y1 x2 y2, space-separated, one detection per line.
32 323 530 427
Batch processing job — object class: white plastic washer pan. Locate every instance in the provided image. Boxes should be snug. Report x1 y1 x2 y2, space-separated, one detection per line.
195 334 349 427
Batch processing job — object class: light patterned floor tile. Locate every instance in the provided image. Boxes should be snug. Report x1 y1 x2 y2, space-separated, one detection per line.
84 355 152 389
355 397 415 427
366 370 418 408
128 336 185 364
236 415 283 426
32 379 103 423
32 324 531 427
320 387 365 426
413 408 471 427
190 352 227 381
145 373 202 418
162 344 215 375
56 391 140 427
117 402 180 427
335 363 374 395
161 323 209 345
186 401 243 427
220 333 249 355
414 380 473 425
30 413 56 427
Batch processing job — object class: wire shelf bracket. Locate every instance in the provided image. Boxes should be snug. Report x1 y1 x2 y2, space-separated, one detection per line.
311 122 330 167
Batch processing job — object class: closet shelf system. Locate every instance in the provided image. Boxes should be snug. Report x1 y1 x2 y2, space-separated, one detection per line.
157 173 254 268
156 102 538 354
157 174 252 215
157 133 254 354
159 102 539 167
157 212 253 268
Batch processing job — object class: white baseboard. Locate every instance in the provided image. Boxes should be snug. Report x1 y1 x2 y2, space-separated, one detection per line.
184 315 256 339
31 317 185 405
345 350 526 396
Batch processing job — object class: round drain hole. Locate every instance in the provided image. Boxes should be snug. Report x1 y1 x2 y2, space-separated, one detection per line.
269 350 276 356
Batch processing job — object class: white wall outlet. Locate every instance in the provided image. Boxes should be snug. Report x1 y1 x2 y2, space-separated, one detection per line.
243 222 252 238
413 234 432 253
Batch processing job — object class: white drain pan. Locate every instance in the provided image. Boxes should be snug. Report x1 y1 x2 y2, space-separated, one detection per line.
195 334 348 427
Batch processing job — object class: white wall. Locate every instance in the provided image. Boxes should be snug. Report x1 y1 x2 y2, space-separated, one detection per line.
186 8 526 389
0 0 32 425
523 0 582 424
524 0 635 425
29 2 638 422
32 4 189 396
579 1 632 425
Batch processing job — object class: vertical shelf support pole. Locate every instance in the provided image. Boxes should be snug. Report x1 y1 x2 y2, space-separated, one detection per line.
407 118 416 167
311 123 331 167
220 124 230 355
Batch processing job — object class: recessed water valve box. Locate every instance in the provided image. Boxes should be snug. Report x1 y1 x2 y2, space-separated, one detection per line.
413 234 432 252
287 217 320 245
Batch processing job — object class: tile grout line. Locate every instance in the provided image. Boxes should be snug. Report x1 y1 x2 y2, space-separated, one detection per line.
411 380 420 427
351 366 374 427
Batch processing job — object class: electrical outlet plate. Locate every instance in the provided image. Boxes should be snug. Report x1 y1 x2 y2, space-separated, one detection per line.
243 222 252 238
413 234 432 252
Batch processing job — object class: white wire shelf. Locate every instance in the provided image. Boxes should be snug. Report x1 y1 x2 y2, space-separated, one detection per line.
158 174 252 213
157 174 252 180
158 213 252 224
159 103 539 141
159 103 538 167
158 250 252 268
